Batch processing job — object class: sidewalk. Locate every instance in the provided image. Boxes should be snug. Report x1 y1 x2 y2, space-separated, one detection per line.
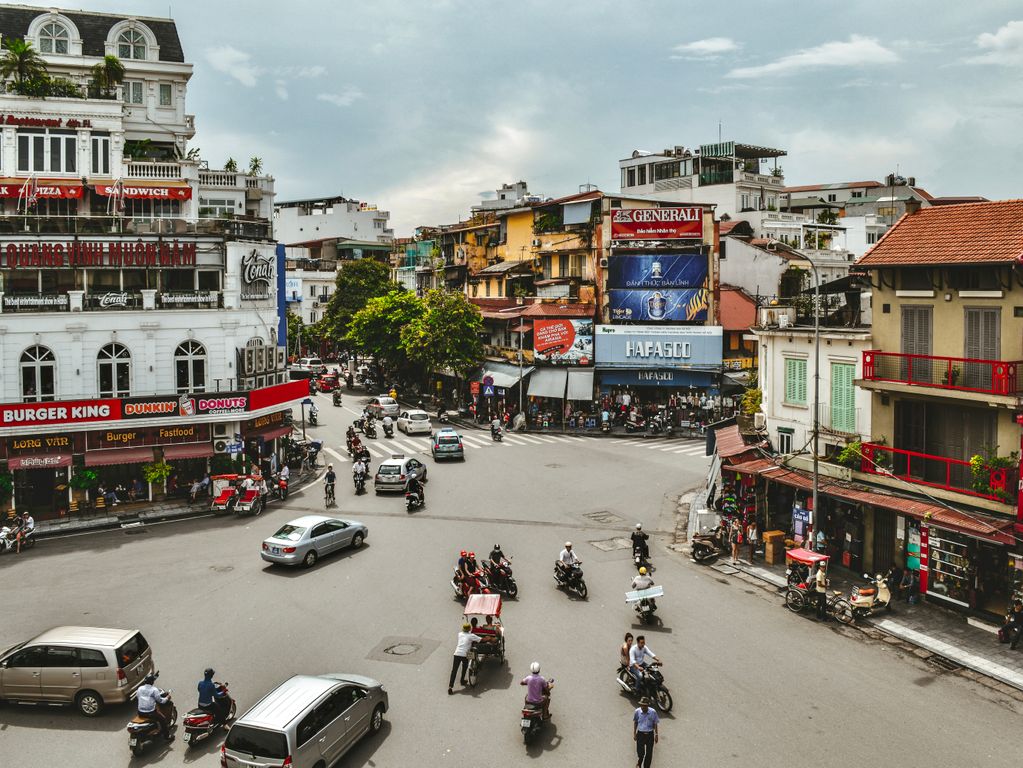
441 411 706 439
723 555 1023 691
35 467 325 538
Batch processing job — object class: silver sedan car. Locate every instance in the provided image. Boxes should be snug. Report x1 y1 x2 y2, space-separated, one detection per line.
261 515 368 568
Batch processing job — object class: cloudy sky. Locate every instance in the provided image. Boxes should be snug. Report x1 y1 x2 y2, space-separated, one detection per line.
16 0 1023 233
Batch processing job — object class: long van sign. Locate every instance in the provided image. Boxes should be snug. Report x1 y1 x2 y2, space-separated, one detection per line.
610 207 704 241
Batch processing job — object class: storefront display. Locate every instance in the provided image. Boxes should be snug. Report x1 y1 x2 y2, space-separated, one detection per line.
926 528 972 606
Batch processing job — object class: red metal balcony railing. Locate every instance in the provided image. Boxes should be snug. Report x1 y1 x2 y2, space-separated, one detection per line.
859 442 1018 503
861 350 1023 396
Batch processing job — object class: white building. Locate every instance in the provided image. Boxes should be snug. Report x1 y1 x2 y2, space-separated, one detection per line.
274 195 393 246
0 5 303 521
282 246 336 328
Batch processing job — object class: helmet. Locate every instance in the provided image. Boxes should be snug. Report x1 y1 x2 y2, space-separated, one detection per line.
328 464 334 470
639 567 647 575
204 667 215 678
144 673 156 685
564 541 572 548
460 550 467 557
493 544 501 550
530 661 541 674
636 523 643 530
468 551 475 558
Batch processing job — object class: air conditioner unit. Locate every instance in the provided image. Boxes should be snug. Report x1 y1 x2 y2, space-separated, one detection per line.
275 348 286 370
213 423 230 439
754 412 767 430
255 346 267 373
532 238 542 248
599 257 608 268
244 347 257 376
214 439 231 454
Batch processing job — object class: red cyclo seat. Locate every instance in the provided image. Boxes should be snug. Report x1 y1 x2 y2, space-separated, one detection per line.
858 588 876 596
240 490 259 503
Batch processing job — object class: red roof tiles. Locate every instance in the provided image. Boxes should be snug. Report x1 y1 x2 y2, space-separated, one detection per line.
856 199 1023 267
719 286 757 331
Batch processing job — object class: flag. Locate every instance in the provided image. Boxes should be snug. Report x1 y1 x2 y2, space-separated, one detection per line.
106 178 126 216
17 176 38 213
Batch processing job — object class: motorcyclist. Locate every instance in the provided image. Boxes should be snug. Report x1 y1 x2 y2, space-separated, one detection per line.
382 414 394 435
406 474 424 506
197 667 227 723
490 417 501 438
632 567 657 610
352 458 367 488
631 523 650 559
324 464 336 499
556 541 581 579
490 544 508 568
628 635 659 690
346 425 357 449
520 661 552 720
137 673 172 741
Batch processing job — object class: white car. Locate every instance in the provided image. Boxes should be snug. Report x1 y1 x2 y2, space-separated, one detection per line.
367 396 399 419
397 409 432 435
374 454 428 494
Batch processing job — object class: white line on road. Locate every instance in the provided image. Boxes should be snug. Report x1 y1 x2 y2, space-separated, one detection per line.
324 446 349 464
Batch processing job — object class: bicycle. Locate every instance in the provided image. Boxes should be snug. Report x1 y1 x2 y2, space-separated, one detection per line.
785 584 854 624
324 482 335 506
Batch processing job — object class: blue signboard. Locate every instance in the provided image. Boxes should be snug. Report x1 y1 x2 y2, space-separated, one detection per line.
606 253 707 289
482 384 495 397
608 288 709 322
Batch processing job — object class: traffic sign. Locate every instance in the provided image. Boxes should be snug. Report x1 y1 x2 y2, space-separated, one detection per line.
482 385 495 397
470 381 480 395
483 375 494 386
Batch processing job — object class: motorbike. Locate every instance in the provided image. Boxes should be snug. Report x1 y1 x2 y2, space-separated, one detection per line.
627 584 663 625
438 410 450 424
521 679 553 743
624 414 646 433
270 475 289 501
308 405 319 426
450 568 489 601
846 570 894 621
127 686 177 756
491 426 503 442
483 557 519 599
600 418 612 434
332 391 342 407
616 662 672 712
353 472 367 495
405 489 423 512
691 525 729 563
383 422 395 438
364 421 378 439
182 682 236 748
647 416 664 436
554 562 588 599
0 526 35 554
633 546 653 573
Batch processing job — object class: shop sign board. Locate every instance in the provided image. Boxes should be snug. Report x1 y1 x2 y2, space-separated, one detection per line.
594 325 723 369
241 248 275 300
0 239 198 269
607 288 709 322
605 253 708 289
86 423 211 450
4 433 76 456
533 319 593 365
2 294 69 310
610 207 704 241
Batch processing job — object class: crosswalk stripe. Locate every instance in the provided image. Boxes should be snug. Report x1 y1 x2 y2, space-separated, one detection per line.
500 436 529 446
366 445 390 458
389 438 421 454
673 447 708 456
324 446 349 463
459 433 489 447
515 434 545 444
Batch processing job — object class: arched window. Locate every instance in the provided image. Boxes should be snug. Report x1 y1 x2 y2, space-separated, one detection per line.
174 341 207 394
20 346 56 402
117 29 146 59
97 343 131 397
246 337 266 348
39 22 70 54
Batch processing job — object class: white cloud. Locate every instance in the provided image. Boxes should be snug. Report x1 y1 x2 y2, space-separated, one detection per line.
966 20 1023 65
282 65 328 78
670 37 739 59
274 80 288 100
206 46 262 87
316 87 365 107
726 35 899 79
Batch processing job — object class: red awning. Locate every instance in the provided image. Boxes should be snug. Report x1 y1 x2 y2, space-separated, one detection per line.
247 425 293 441
85 447 154 467
92 181 192 201
162 443 214 460
0 177 83 199
7 453 72 470
511 321 533 333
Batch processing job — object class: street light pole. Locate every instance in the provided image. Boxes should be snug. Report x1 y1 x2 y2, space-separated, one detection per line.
809 260 821 543
518 324 524 417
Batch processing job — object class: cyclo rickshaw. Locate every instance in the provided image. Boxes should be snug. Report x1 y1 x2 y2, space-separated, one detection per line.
783 547 853 623
464 593 506 686
210 474 243 514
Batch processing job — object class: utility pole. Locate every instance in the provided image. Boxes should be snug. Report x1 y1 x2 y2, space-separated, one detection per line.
810 261 821 542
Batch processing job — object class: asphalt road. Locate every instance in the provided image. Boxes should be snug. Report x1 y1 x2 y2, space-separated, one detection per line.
2 390 1020 768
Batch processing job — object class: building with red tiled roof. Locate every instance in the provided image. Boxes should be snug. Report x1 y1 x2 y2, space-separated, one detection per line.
719 286 758 373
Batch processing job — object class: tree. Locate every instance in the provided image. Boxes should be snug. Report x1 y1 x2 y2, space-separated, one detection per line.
346 290 426 377
248 156 263 176
285 309 304 356
0 38 46 86
817 208 838 225
400 290 483 385
322 259 397 344
224 157 238 172
88 54 124 98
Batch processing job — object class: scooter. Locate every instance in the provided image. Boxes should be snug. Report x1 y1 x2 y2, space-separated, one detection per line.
483 557 519 598
600 418 612 434
353 472 366 495
127 682 177 756
633 546 653 573
438 410 450 424
364 421 377 439
847 570 894 621
332 391 342 407
491 426 503 442
615 662 672 712
627 585 663 625
308 405 319 426
383 422 394 438
182 682 236 748
520 679 553 743
271 475 288 501
554 562 588 599
0 526 35 553
450 568 488 600
405 489 423 512
691 525 729 563
624 414 646 433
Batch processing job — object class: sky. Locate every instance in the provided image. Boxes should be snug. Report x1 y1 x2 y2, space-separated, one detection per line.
12 0 1023 234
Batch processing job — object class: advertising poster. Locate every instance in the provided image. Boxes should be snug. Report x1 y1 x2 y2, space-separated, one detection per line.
533 319 593 365
610 207 704 240
606 252 708 289
607 288 709 322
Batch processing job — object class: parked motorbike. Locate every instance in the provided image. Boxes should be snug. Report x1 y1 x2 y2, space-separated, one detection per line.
438 410 450 424
405 489 423 512
691 525 729 563
624 415 646 433
616 662 672 712
554 562 588 599
600 418 612 434
647 416 664 436
127 687 177 756
846 570 894 621
491 426 503 442
520 679 553 743
483 557 519 598
182 682 236 748
332 391 342 407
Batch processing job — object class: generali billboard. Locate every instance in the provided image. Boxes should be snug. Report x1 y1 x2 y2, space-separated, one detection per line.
610 207 704 241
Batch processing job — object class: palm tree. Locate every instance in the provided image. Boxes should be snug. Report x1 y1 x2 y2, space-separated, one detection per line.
224 157 238 172
248 157 263 176
0 38 47 86
88 54 125 98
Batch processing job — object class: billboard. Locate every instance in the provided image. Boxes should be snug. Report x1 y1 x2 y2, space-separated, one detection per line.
533 319 593 365
594 324 723 368
610 207 704 241
606 252 707 289
607 288 709 322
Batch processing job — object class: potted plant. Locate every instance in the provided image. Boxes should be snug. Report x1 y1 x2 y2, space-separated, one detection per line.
142 460 174 499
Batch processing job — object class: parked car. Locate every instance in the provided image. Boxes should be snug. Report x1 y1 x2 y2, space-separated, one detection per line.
222 674 388 768
431 428 465 461
367 396 399 419
261 515 368 568
0 626 154 716
397 409 432 435
373 454 427 494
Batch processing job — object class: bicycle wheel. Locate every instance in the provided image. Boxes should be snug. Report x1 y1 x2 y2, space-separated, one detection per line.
784 588 805 613
467 655 479 687
831 598 855 625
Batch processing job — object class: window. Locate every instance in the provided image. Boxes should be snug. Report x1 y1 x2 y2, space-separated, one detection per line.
91 134 110 175
17 130 75 173
123 80 144 105
570 253 586 277
6 646 45 667
20 346 56 403
784 358 807 405
637 165 647 185
117 29 147 59
79 648 108 667
174 341 207 394
777 431 793 454
626 168 636 187
158 83 173 106
851 191 863 198
830 362 856 433
309 284 317 298
827 194 837 202
43 646 78 667
558 253 569 276
541 255 552 280
97 343 131 398
866 232 879 245
39 22 70 54
199 198 233 217
374 220 383 229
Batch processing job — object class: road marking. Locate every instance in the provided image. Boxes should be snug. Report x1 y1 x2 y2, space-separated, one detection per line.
672 445 707 455
388 438 421 454
366 444 390 458
458 433 489 447
501 436 529 446
514 434 545 444
324 447 349 463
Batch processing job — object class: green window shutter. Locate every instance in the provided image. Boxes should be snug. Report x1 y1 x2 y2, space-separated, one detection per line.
785 358 807 405
830 363 856 433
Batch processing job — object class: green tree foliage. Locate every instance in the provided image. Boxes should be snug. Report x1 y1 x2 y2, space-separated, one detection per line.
400 290 483 381
88 54 124 98
0 38 46 86
322 259 397 344
224 157 238 172
248 156 263 175
346 290 426 377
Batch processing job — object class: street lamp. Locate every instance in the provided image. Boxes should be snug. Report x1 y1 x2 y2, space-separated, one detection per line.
301 397 313 441
807 260 822 545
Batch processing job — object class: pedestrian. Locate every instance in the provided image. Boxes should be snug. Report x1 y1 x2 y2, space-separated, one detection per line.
814 560 829 620
633 696 659 768
728 519 741 565
189 479 201 504
746 519 758 563
1006 599 1023 650
448 622 481 694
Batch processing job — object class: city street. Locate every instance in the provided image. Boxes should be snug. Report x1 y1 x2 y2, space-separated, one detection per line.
2 393 1021 768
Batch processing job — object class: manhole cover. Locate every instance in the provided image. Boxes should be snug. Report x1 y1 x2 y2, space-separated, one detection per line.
545 463 564 469
383 643 420 656
209 565 234 573
583 510 625 525
366 636 440 665
926 655 961 672
590 536 632 552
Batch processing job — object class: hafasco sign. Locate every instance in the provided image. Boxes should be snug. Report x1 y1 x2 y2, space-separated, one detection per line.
610 208 704 241
241 249 274 300
594 325 723 369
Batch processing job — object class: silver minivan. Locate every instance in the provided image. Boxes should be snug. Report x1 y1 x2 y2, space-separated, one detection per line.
0 626 155 716
223 674 388 768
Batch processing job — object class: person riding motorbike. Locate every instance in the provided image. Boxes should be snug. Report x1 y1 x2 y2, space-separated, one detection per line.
346 425 357 448
631 524 650 559
382 414 394 435
556 541 581 579
628 636 659 690
137 673 172 741
632 567 657 609
490 544 508 569
490 417 502 439
197 667 228 723
520 661 552 720
406 475 424 506
324 464 336 500
352 458 367 489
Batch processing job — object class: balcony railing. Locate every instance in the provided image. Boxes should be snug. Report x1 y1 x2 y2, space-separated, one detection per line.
862 350 1023 396
815 403 861 436
859 442 1018 503
127 162 182 179
0 214 272 240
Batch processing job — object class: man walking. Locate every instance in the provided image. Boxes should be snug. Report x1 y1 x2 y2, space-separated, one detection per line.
814 559 829 621
633 696 659 768
448 622 481 694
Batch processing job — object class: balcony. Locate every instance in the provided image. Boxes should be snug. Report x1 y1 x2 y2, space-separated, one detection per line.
740 171 784 187
126 162 183 180
815 403 862 436
0 214 271 240
862 350 1023 397
859 442 1018 504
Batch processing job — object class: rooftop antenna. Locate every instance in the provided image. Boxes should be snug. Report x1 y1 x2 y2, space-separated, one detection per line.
718 120 722 143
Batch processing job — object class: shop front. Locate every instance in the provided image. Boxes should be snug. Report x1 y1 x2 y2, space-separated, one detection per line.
921 522 1017 618
243 410 294 475
470 361 533 423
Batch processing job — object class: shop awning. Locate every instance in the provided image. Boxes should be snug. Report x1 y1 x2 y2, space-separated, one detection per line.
162 443 214 460
92 180 192 200
85 446 154 467
480 361 533 388
0 177 83 199
7 453 72 470
528 368 568 399
566 369 594 400
247 425 293 442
